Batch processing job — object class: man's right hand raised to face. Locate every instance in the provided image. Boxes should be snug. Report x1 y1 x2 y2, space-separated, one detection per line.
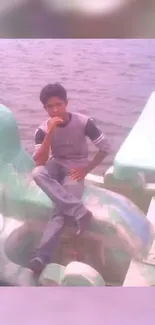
47 117 64 134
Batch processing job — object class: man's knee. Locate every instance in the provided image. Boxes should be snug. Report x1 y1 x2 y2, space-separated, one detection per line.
63 178 84 199
32 166 46 182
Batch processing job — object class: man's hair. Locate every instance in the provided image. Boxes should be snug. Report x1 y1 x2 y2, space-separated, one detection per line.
40 83 67 105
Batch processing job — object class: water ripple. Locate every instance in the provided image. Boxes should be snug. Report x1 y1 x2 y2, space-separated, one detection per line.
0 39 155 175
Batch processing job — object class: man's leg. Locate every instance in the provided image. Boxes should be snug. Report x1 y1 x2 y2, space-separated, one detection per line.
28 213 65 274
29 160 65 274
29 166 91 274
32 160 91 222
62 176 91 233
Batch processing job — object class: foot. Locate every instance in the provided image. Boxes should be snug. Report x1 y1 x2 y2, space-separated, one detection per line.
76 210 92 235
28 257 45 276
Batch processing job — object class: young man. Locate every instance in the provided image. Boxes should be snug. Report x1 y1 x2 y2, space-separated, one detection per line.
29 83 110 275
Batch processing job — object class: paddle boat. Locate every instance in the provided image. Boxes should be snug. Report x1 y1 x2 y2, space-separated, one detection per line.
0 93 155 286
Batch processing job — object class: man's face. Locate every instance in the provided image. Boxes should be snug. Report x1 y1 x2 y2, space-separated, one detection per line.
44 96 68 119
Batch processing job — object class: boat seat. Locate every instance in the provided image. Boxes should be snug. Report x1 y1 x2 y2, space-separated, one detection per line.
0 104 154 286
124 198 155 287
0 104 34 174
0 104 52 220
39 261 105 286
114 92 155 180
123 239 155 287
61 261 105 286
123 260 155 286
146 197 155 230
39 263 65 286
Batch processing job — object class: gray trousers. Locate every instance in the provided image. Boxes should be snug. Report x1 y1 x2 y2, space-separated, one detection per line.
32 158 87 263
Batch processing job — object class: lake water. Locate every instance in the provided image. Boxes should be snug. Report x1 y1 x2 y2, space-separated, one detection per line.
0 39 155 175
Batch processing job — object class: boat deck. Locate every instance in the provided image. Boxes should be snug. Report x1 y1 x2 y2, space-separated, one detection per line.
114 92 155 180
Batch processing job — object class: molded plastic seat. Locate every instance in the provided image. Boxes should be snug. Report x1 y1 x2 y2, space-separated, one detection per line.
123 261 155 286
0 104 34 173
39 263 65 286
0 104 52 219
61 261 105 286
0 104 154 286
39 262 105 286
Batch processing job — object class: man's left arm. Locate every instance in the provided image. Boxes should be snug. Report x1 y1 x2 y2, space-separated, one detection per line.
84 117 110 173
69 118 110 180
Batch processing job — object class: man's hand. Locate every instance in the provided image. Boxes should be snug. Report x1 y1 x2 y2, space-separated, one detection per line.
69 167 89 181
47 117 64 134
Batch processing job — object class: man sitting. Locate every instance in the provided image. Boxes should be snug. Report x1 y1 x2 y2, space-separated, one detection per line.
29 83 110 275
